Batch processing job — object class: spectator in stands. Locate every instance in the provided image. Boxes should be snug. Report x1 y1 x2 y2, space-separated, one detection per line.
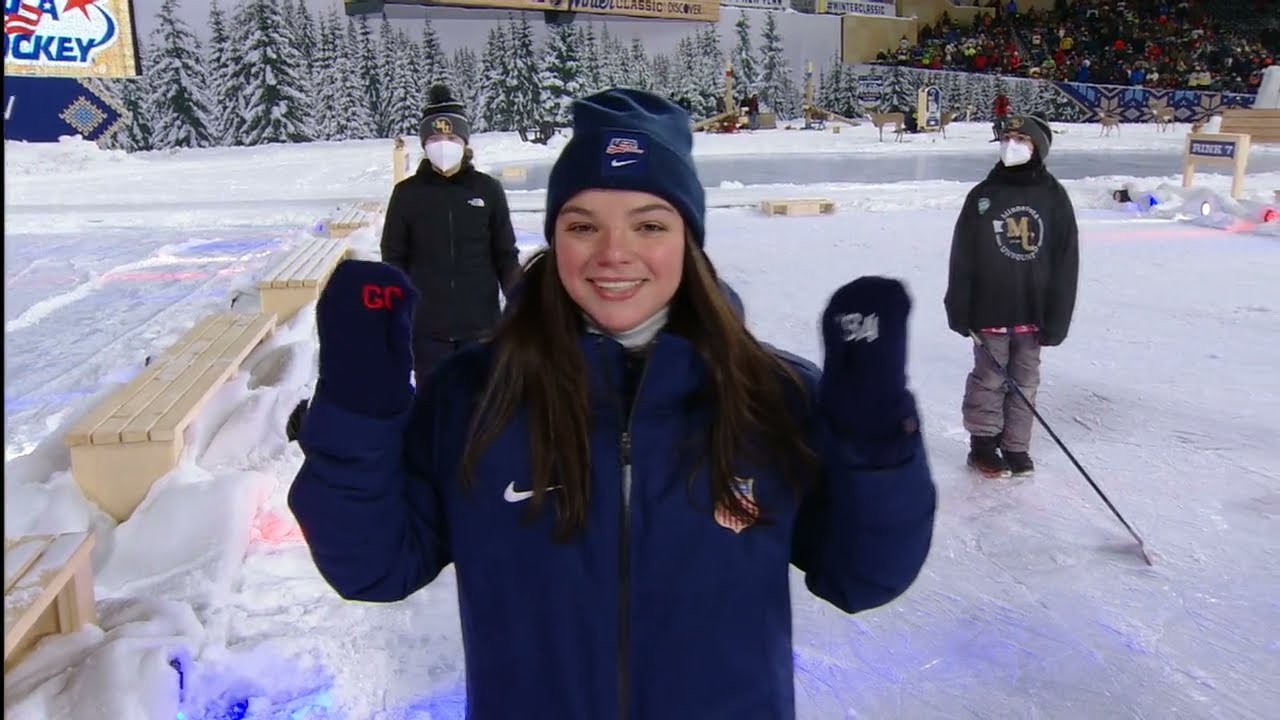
876 1 1277 94
992 91 1012 139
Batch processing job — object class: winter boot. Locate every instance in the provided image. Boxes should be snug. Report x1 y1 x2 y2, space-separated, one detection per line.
1002 450 1035 477
967 435 1010 478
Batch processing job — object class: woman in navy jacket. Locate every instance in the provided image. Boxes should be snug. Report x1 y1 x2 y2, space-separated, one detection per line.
289 88 937 720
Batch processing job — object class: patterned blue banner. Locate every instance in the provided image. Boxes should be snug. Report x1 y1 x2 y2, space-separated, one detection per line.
3 75 124 143
857 64 1257 124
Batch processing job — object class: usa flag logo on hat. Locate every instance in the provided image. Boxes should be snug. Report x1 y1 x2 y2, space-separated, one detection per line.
605 137 645 154
602 133 648 174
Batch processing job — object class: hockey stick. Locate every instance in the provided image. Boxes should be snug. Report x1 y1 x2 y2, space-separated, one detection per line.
970 332 1154 565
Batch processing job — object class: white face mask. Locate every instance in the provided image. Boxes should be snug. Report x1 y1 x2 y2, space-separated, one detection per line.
425 140 465 173
1000 139 1034 167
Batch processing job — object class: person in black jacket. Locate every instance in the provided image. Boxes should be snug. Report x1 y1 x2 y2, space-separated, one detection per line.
944 115 1079 478
383 84 522 383
286 86 520 442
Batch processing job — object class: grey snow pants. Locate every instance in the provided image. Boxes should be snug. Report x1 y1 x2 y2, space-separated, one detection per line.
962 331 1042 452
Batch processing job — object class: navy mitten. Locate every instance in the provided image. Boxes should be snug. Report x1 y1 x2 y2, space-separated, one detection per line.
315 259 418 417
819 277 920 465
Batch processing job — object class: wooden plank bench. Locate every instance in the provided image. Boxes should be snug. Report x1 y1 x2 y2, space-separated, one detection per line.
257 238 351 323
327 201 385 239
1220 108 1280 144
63 313 277 521
5 532 96 671
759 198 837 216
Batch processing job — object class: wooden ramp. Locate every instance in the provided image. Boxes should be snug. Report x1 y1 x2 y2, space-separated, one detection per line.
1220 108 1280 144
759 198 837 216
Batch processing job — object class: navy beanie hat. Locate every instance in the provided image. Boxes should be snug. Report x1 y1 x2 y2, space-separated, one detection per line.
545 89 706 247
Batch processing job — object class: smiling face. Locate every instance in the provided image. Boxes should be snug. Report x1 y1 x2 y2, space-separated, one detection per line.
553 189 686 334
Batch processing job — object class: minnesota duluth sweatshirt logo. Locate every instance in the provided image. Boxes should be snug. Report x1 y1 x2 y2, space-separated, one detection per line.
992 205 1045 261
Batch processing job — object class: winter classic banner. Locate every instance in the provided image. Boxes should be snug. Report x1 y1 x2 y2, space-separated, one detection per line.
792 0 895 17
373 0 719 22
819 0 895 16
4 0 141 78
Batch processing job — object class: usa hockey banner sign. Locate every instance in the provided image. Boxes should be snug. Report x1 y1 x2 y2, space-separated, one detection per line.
4 0 141 78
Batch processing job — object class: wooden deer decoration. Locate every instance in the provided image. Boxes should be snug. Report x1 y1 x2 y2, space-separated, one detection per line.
870 111 906 142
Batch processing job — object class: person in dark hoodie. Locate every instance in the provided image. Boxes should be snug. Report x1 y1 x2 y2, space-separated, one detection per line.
383 84 522 383
944 114 1080 478
288 88 937 719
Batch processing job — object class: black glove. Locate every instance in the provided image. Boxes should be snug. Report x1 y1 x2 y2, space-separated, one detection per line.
315 260 418 417
819 277 920 456
1038 332 1064 347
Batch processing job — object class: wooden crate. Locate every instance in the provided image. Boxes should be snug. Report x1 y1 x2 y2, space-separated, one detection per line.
759 198 837 216
5 532 97 671
63 312 277 521
257 238 351 323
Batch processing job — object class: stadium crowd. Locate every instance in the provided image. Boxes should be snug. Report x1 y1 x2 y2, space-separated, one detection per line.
875 0 1278 94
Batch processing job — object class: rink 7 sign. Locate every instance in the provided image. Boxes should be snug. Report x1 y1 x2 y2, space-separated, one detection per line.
1183 132 1251 199
3 0 141 78
347 0 719 21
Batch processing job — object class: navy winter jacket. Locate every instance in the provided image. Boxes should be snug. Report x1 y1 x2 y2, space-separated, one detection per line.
289 332 936 720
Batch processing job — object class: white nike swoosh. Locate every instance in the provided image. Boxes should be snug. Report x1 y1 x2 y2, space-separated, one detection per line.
611 159 637 167
503 481 560 503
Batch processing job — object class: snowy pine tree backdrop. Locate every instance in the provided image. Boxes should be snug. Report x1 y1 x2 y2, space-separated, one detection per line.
101 4 1257 152
147 0 214 149
106 4 811 151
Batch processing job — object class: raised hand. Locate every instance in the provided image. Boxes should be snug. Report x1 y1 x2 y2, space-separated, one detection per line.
315 259 418 417
819 276 919 456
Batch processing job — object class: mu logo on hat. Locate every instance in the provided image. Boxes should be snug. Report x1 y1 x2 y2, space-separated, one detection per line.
433 117 453 135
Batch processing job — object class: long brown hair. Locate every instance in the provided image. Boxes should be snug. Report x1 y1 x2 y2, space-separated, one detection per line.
460 236 818 541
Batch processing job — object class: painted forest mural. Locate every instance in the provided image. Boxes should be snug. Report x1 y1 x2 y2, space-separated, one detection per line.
110 0 807 151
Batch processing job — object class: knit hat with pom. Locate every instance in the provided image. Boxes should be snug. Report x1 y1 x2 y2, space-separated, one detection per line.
419 84 470 146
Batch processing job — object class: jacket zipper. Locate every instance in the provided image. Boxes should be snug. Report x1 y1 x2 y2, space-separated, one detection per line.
616 345 651 720
447 202 456 338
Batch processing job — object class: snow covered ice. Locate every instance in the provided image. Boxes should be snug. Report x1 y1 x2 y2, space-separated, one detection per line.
4 121 1280 719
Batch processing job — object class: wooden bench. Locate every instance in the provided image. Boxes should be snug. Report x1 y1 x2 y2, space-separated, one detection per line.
759 198 837 216
1220 108 1280 144
64 313 277 521
327 201 384 239
5 532 96 671
257 238 351 322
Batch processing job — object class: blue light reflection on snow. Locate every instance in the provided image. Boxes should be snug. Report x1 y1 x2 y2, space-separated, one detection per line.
170 652 469 720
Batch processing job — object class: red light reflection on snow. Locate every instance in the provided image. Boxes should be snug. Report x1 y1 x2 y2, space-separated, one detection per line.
251 510 304 546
